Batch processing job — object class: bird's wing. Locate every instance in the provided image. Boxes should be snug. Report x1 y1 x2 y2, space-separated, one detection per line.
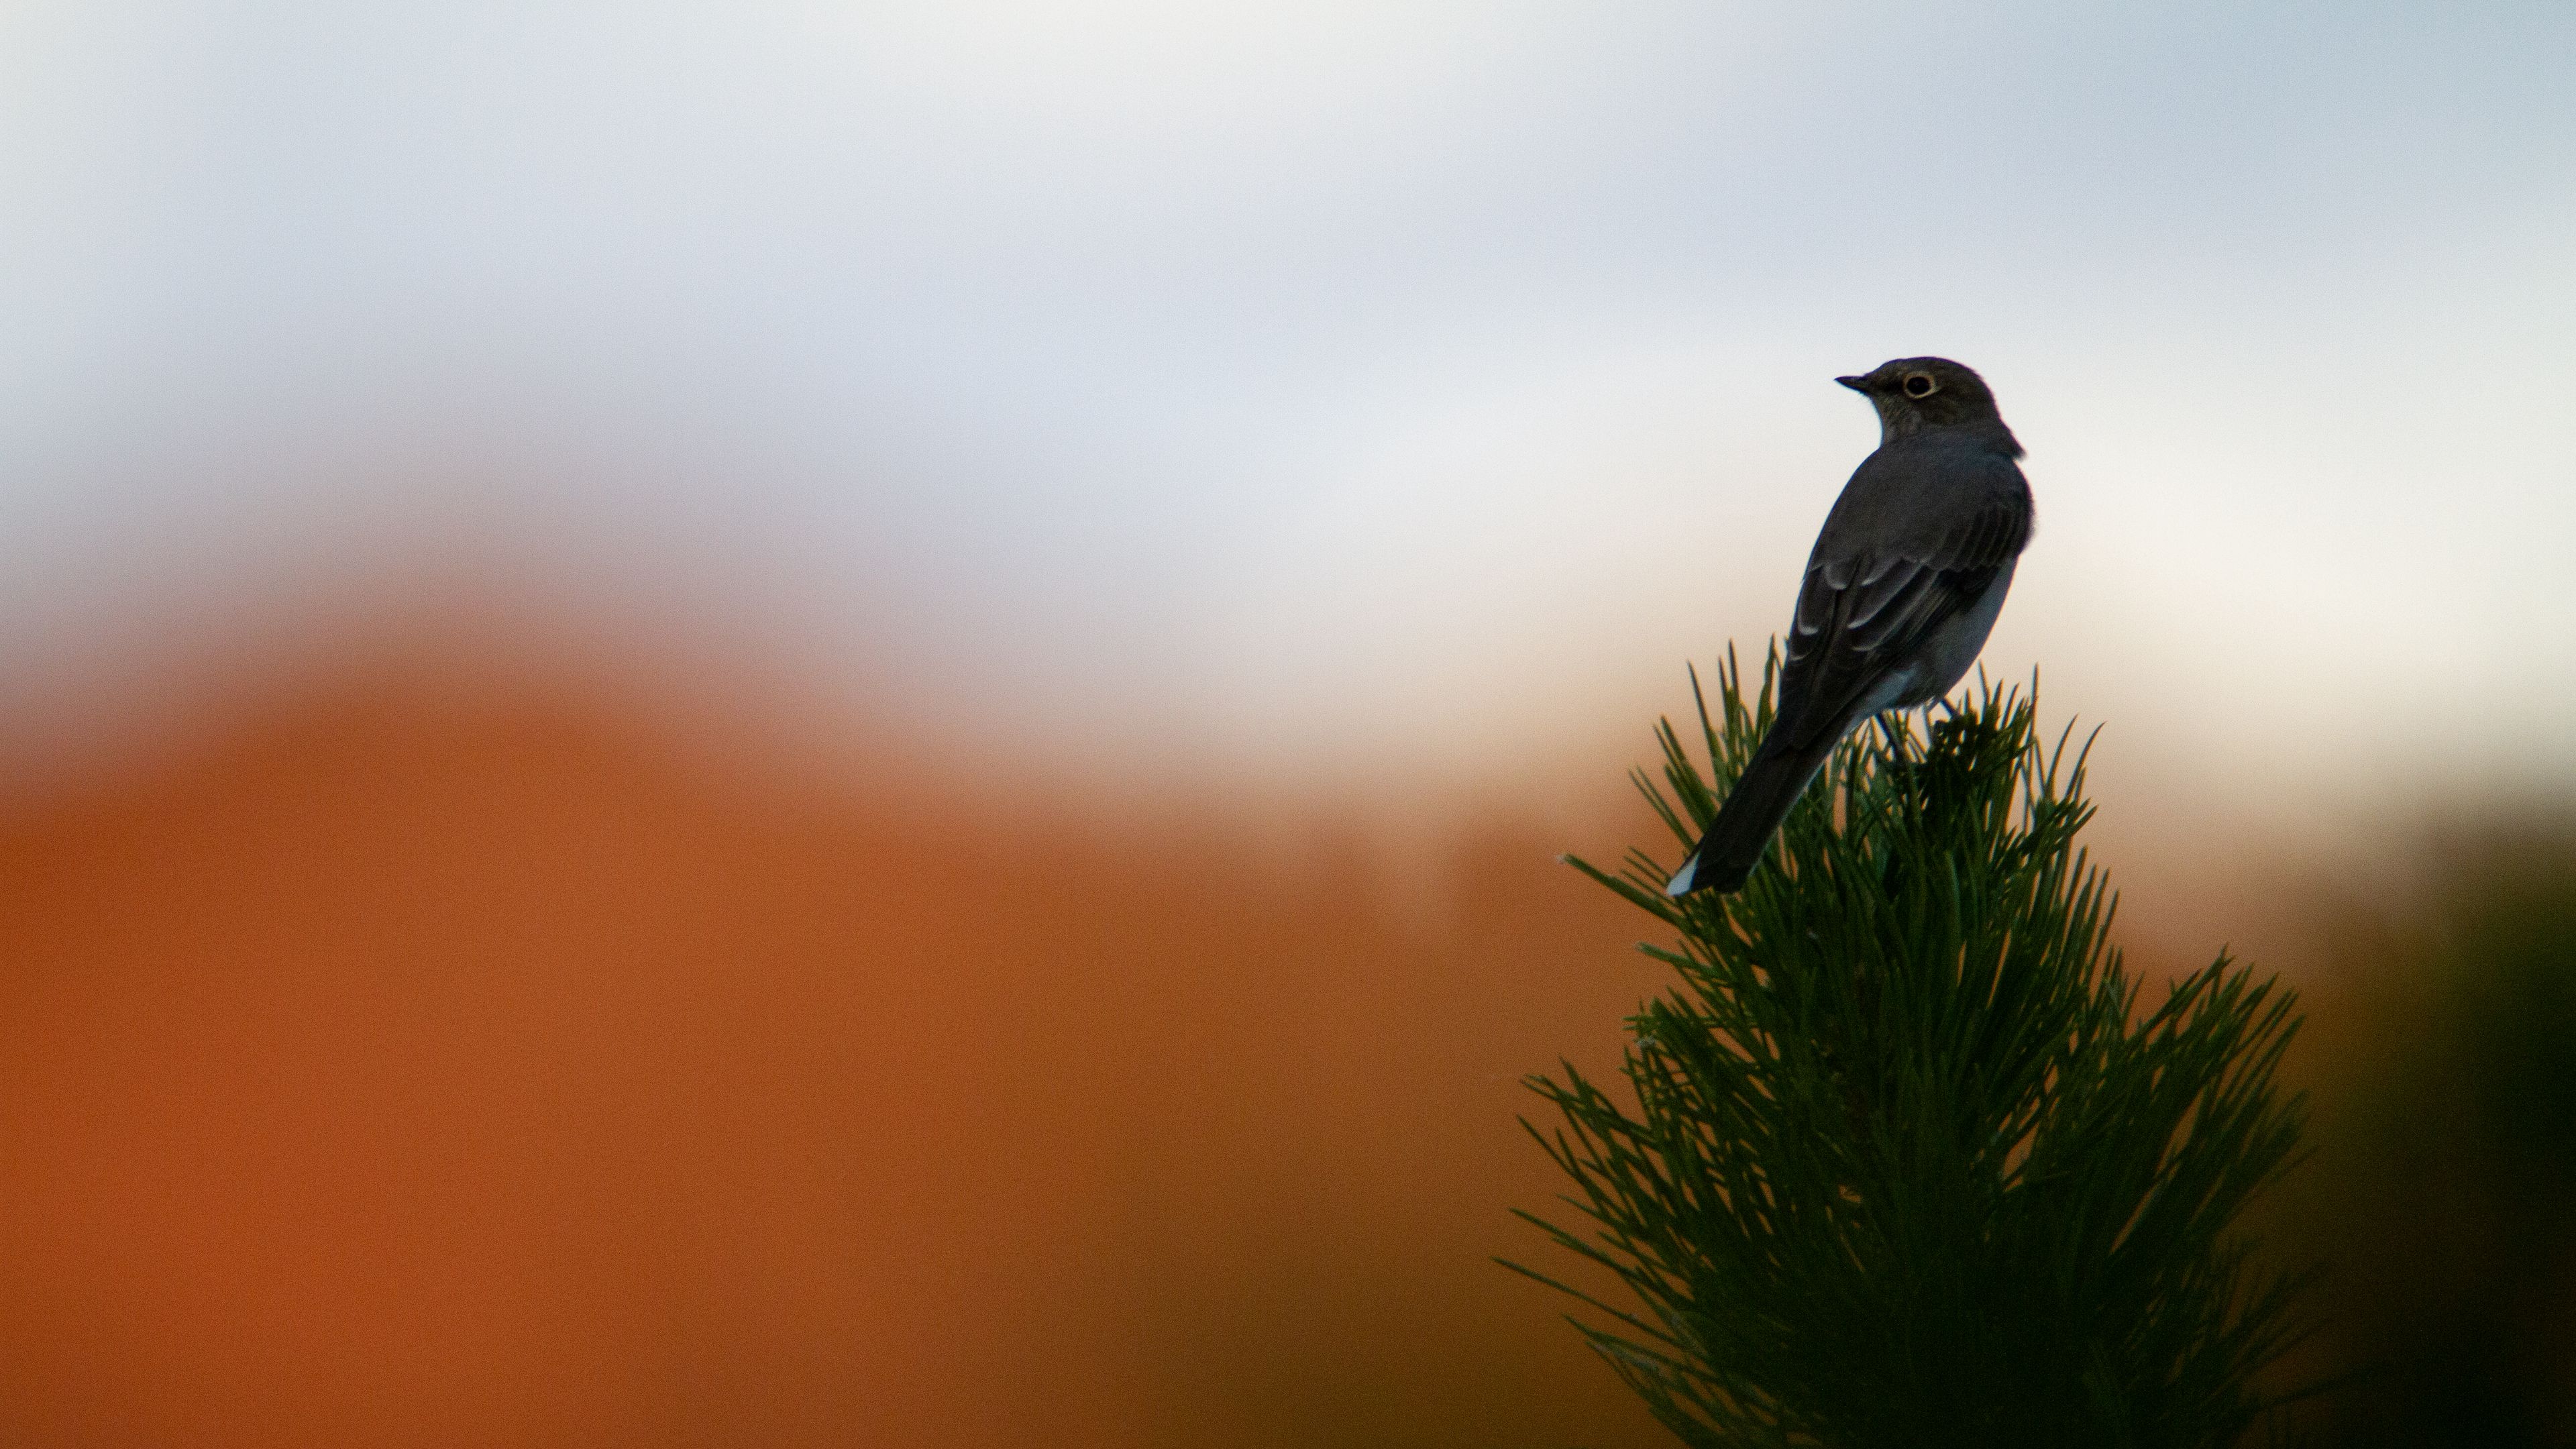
1778 468 2030 751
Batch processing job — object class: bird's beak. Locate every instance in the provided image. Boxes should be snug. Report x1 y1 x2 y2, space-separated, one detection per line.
1835 374 1872 393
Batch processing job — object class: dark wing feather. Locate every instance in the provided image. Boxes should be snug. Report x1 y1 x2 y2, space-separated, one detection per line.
1776 490 2029 751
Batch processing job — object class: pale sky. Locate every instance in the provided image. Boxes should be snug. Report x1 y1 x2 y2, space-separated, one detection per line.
5 2 2573 820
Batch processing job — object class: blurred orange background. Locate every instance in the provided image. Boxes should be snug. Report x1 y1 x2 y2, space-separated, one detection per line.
2 623 1688 1448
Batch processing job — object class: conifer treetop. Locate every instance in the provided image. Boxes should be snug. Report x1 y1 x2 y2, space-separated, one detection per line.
1510 646 2314 1449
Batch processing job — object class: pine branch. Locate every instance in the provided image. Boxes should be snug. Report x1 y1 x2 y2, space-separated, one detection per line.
1510 647 2315 1449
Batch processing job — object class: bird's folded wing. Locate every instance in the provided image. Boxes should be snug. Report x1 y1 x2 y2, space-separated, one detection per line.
1780 492 2030 751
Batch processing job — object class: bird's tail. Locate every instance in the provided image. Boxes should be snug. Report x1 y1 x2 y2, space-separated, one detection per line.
1664 735 1837 898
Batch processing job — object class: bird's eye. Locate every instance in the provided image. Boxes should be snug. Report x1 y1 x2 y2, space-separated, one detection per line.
1902 373 1937 398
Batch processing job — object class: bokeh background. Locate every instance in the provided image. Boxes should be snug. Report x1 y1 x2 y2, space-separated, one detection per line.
4 3 2573 1444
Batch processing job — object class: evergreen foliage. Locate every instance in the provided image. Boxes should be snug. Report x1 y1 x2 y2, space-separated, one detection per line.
1511 647 2312 1448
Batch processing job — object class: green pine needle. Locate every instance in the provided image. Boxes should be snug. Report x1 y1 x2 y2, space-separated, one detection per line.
1508 647 2316 1449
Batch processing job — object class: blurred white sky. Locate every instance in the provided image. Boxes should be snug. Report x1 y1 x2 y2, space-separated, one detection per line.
4 2 2573 818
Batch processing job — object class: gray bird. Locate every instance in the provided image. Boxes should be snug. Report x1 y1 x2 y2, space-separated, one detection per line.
1665 357 2033 898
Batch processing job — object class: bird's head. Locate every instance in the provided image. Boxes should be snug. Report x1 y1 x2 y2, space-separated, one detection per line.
1835 358 2008 446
